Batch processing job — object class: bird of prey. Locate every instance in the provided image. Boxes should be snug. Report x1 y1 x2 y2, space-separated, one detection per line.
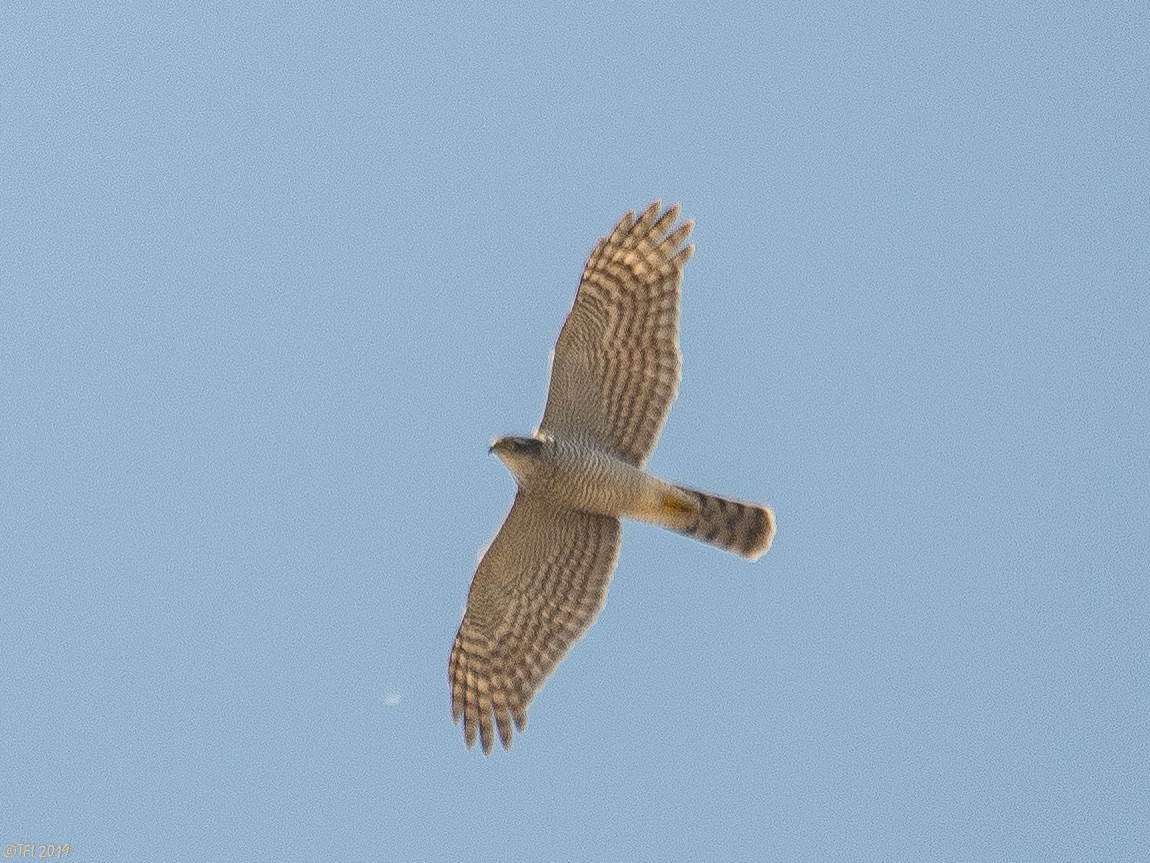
449 202 775 753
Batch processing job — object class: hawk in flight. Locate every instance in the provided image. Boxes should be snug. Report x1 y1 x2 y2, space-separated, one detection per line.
449 202 775 753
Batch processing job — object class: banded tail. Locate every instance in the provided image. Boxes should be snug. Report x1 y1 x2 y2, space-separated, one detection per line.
659 485 776 561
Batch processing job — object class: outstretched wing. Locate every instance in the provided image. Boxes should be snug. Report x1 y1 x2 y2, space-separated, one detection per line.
449 492 622 754
539 202 693 467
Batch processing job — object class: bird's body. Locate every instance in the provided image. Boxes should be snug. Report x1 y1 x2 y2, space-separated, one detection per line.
491 434 676 524
449 202 776 754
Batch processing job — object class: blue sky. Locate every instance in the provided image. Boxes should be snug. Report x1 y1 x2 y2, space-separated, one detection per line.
3 2 1147 860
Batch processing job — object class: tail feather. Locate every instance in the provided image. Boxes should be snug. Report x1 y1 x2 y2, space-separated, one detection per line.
669 486 775 560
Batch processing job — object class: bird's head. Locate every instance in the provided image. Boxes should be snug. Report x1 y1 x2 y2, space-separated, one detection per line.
489 435 546 485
